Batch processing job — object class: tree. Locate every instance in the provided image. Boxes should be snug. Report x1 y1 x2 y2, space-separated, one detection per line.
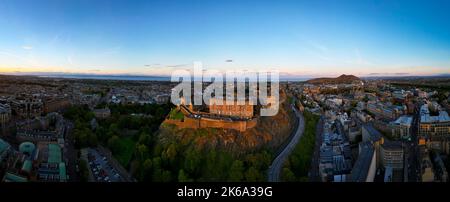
228 160 244 182
109 123 120 136
184 148 201 176
165 143 178 165
178 169 192 182
138 131 152 146
140 158 153 181
79 159 90 182
87 132 98 146
244 166 263 182
95 126 109 142
136 144 149 160
161 170 172 182
281 168 296 182
107 135 121 154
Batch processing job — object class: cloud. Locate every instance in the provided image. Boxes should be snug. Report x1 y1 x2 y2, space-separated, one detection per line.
144 63 161 67
22 46 33 50
144 63 189 68
167 64 188 68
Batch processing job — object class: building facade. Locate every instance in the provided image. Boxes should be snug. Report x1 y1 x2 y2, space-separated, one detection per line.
390 116 413 139
208 98 253 118
419 104 450 139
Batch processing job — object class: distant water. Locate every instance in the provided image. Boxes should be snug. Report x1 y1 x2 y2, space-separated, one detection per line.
39 75 171 81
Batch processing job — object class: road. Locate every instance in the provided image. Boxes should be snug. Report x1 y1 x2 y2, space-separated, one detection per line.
407 104 422 182
267 104 305 182
63 120 79 182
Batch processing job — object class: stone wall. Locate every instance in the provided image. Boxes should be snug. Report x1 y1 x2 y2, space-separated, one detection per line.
164 116 257 132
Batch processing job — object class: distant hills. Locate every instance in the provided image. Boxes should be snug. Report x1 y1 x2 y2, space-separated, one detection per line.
306 74 361 84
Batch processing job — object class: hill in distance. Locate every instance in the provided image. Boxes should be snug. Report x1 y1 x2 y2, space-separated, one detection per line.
306 74 361 84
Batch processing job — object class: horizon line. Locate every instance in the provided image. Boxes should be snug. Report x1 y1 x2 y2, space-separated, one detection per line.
1 72 449 81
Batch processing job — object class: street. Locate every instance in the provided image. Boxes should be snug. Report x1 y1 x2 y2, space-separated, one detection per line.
267 104 305 182
407 105 422 182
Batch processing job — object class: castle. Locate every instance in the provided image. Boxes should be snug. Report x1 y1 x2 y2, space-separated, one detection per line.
164 97 258 132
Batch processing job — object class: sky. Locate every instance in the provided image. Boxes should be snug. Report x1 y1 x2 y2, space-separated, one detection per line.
0 0 449 78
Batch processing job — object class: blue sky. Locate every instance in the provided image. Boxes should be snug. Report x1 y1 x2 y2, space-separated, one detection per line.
0 0 449 77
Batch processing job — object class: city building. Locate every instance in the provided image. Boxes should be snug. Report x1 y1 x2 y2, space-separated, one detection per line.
36 142 67 182
10 97 44 119
367 101 404 120
43 97 71 113
419 104 450 139
2 172 28 182
356 110 372 123
0 138 11 162
155 94 171 104
15 113 65 143
318 121 352 181
349 142 377 182
380 141 404 170
208 97 254 118
390 116 413 140
93 108 111 119
0 103 11 126
362 124 383 144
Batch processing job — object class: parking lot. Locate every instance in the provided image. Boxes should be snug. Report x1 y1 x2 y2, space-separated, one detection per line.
87 148 123 182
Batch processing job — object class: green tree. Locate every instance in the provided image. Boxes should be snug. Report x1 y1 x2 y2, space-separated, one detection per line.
228 160 244 181
281 168 296 182
107 135 121 154
79 159 90 182
136 144 149 160
178 169 192 182
161 170 172 182
141 158 153 181
244 166 263 182
184 148 201 176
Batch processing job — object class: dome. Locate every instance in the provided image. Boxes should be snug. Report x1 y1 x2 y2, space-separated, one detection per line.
19 142 35 156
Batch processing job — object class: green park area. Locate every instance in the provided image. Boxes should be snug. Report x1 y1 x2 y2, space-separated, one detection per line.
281 110 320 181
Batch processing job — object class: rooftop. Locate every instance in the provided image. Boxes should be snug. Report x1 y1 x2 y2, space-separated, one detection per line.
363 124 383 142
381 140 403 150
19 142 36 155
21 160 33 173
48 144 62 164
0 138 10 154
420 104 450 123
393 116 413 126
3 172 27 182
350 142 375 182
